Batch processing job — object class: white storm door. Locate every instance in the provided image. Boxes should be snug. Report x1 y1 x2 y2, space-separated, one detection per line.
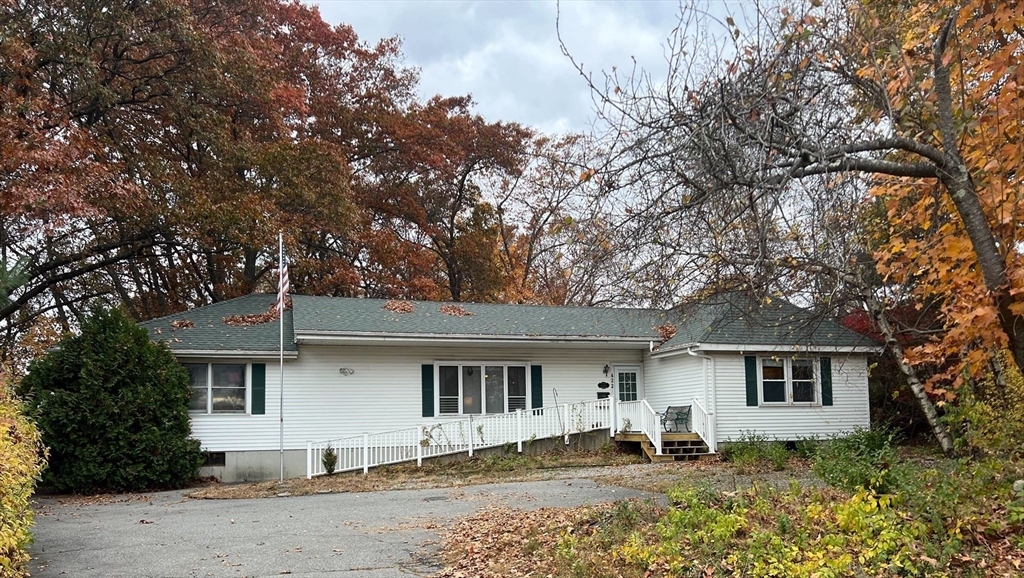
615 366 641 402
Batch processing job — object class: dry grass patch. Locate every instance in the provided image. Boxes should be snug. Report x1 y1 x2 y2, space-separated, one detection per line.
186 448 644 500
595 456 821 495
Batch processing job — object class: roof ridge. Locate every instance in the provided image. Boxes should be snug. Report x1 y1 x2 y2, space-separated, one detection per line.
293 294 668 315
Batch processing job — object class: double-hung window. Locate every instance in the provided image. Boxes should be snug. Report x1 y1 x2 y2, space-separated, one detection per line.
759 357 817 404
438 363 528 415
185 363 247 414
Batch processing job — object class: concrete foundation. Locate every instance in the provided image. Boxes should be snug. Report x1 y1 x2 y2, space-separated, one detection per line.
200 449 307 483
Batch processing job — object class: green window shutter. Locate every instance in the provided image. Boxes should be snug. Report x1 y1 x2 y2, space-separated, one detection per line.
744 356 758 407
530 365 543 409
251 363 266 415
820 357 833 406
422 364 434 418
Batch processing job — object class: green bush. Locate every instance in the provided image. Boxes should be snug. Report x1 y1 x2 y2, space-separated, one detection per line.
719 431 790 471
944 353 1024 458
322 445 338 475
792 436 820 459
811 426 902 493
19 307 202 493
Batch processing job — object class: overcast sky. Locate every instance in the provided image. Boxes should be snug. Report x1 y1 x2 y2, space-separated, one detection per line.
310 1 733 135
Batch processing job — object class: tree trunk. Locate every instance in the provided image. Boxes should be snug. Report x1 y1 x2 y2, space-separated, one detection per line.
863 292 955 456
932 17 1024 373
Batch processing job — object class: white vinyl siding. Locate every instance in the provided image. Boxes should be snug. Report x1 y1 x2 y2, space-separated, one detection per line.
642 352 706 412
187 344 642 452
714 353 870 441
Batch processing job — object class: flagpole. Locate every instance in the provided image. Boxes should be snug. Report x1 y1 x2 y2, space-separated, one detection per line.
278 231 285 483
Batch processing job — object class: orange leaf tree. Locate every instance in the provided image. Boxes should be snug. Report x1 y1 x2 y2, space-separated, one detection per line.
573 0 1024 453
851 0 1024 386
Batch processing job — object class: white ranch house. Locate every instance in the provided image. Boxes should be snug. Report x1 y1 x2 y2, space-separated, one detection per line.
142 293 880 481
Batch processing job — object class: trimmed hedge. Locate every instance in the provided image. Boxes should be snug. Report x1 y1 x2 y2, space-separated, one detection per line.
19 307 203 493
0 374 46 578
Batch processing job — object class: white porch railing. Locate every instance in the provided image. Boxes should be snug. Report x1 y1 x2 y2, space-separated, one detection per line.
307 398 613 478
616 400 663 455
691 398 716 453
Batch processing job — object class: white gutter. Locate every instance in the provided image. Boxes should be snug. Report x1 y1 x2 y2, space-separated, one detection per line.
170 350 299 360
652 343 881 356
294 332 656 346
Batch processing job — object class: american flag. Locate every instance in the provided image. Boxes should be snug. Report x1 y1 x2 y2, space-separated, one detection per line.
274 251 290 313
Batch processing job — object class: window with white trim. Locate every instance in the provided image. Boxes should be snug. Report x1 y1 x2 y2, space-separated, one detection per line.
760 357 817 404
185 362 247 413
438 363 528 415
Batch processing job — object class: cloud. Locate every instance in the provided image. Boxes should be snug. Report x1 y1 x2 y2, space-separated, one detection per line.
309 0 682 134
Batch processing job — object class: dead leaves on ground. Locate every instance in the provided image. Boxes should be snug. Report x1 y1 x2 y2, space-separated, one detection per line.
438 504 614 578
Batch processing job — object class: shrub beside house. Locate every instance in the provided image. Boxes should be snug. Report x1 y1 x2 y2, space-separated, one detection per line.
19 307 203 493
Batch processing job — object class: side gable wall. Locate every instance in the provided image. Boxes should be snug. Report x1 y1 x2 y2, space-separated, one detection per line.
642 352 706 412
712 352 870 441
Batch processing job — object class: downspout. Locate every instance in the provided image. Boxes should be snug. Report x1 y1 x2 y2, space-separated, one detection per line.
685 349 714 410
686 348 717 452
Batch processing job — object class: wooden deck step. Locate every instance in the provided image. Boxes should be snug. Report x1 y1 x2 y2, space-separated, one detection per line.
640 439 710 463
615 431 711 463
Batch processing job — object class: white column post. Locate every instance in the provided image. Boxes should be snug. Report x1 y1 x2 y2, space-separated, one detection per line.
516 409 523 453
563 403 570 444
306 441 312 479
416 432 423 467
468 415 474 457
362 433 369 474
611 398 618 437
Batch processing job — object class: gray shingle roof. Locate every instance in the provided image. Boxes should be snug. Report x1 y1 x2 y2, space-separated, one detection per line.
291 295 671 339
139 292 875 353
140 294 296 353
659 292 875 351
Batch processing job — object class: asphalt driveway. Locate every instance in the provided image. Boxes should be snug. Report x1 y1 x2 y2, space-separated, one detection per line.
30 479 657 578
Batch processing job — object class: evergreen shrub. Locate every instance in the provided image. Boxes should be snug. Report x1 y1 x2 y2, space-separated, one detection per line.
19 307 202 493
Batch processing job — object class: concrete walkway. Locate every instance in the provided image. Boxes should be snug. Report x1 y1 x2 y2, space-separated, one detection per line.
30 479 657 578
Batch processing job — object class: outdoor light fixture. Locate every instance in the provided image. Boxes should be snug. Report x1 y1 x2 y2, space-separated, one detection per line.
603 364 610 376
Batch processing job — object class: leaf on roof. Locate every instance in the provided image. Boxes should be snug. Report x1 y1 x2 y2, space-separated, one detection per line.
170 319 195 330
654 322 678 341
382 300 415 314
439 304 475 317
222 297 291 326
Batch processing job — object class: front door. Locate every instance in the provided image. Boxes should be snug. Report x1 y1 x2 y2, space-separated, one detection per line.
614 365 641 402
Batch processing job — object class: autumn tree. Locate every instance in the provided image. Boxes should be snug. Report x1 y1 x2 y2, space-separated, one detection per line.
562 0 1024 453
0 0 419 350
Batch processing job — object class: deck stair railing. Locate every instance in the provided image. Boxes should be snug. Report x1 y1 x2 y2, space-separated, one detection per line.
307 398 612 478
690 398 716 452
615 400 663 455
